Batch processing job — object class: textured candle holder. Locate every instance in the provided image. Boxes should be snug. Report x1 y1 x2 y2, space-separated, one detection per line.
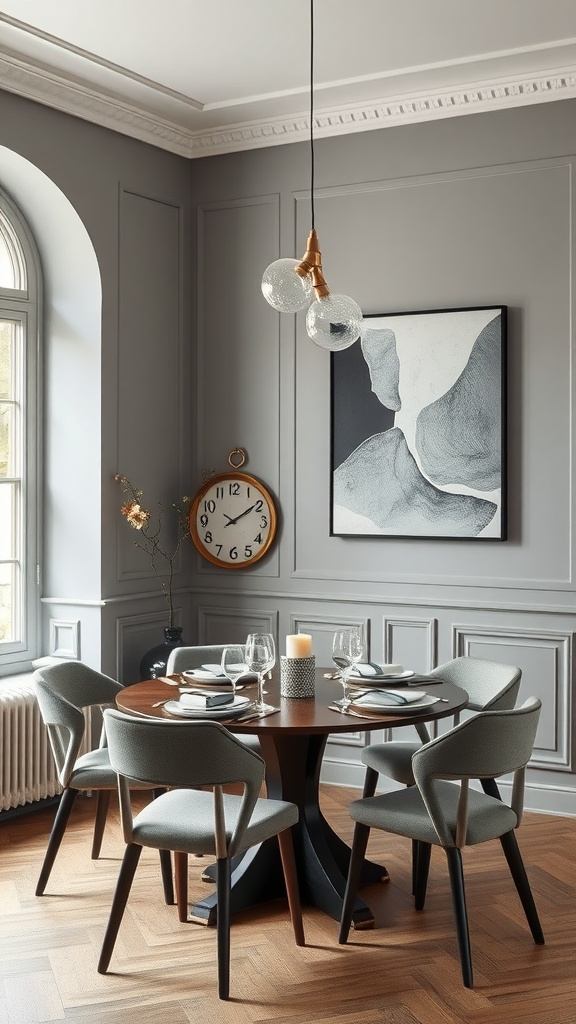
280 655 316 698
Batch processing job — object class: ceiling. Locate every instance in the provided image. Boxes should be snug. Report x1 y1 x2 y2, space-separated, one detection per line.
1 0 576 158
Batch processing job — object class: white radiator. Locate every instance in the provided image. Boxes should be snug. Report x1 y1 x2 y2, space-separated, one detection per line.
0 678 61 811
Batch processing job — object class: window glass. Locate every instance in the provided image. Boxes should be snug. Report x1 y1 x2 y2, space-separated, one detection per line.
0 562 14 642
0 207 26 290
0 319 12 399
0 189 40 669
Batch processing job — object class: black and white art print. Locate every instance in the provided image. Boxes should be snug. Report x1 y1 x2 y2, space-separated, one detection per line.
331 306 507 540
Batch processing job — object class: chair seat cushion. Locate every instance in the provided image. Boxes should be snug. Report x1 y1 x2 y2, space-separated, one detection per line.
131 788 298 855
349 781 518 847
361 742 420 786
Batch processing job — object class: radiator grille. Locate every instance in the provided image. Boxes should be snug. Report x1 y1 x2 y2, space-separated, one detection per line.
0 679 61 811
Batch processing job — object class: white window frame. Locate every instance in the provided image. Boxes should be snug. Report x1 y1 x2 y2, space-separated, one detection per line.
0 187 42 673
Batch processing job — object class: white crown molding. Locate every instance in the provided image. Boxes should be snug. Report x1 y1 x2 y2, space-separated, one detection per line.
0 51 195 157
1 48 576 160
189 67 576 158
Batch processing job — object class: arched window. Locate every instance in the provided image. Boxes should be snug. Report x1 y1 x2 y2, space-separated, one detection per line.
0 188 41 669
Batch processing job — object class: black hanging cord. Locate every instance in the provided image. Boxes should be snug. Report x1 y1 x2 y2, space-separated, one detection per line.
309 0 315 230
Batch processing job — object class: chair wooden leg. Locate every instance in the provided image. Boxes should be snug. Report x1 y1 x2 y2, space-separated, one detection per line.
445 847 473 988
277 828 305 946
414 841 431 911
480 778 502 800
35 787 78 896
98 843 142 973
362 766 378 799
174 851 189 922
338 822 371 943
216 857 231 1000
91 790 111 859
158 849 174 905
499 830 545 944
152 789 175 906
411 838 416 895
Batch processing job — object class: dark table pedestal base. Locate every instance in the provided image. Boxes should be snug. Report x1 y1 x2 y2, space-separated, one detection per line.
189 732 388 928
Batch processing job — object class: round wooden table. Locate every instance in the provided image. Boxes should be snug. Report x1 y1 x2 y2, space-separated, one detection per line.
116 669 468 928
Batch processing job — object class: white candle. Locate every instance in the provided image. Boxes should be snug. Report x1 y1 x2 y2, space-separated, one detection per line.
286 633 312 658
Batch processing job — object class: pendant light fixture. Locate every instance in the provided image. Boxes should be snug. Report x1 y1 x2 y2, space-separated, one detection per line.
261 0 363 352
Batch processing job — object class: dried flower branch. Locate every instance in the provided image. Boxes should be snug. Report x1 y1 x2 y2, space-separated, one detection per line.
114 474 190 627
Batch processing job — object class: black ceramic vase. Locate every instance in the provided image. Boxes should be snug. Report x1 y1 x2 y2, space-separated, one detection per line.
139 625 185 680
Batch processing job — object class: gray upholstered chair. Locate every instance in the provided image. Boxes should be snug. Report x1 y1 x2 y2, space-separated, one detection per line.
166 644 260 753
98 709 305 1000
33 660 174 904
361 656 522 888
339 698 544 988
166 644 263 919
361 657 522 796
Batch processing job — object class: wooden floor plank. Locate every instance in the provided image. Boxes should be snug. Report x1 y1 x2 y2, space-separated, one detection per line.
0 788 574 1022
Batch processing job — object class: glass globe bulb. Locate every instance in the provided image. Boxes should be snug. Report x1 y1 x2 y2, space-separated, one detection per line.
305 293 364 351
261 258 313 313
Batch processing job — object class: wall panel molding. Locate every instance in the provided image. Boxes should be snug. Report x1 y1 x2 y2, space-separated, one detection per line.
453 624 573 771
197 605 279 646
383 616 437 671
49 618 79 659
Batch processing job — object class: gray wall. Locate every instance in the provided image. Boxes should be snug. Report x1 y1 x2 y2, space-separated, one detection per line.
0 90 194 678
0 87 574 812
188 99 576 814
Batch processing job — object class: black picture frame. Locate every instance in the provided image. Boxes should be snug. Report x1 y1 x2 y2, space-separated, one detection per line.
330 305 507 540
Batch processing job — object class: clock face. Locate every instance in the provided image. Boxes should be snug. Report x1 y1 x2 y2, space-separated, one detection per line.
190 472 277 568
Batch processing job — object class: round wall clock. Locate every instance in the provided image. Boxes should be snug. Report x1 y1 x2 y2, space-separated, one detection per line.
189 449 278 569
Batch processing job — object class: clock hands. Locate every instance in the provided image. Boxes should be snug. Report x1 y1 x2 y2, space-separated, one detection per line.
223 503 257 527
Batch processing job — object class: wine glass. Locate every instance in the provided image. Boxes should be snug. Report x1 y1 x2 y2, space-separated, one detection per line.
332 627 363 706
245 633 276 713
220 645 248 702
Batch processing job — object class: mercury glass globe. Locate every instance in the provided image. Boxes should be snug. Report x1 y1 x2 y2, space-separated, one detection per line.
305 293 364 351
261 258 313 313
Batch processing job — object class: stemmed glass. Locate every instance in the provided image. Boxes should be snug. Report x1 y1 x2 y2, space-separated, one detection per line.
332 627 363 706
245 633 276 713
220 645 248 703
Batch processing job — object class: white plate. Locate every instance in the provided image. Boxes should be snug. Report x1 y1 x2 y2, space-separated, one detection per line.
351 693 439 713
182 669 231 685
163 695 252 718
348 669 415 685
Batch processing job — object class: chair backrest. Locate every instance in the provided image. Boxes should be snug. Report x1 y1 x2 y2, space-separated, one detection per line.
33 661 123 785
103 708 266 856
429 656 521 712
412 697 541 848
166 644 227 675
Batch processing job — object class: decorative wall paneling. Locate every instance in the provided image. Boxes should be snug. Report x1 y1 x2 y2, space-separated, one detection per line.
293 160 573 596
186 104 576 817
195 196 282 585
454 625 572 771
115 187 187 666
197 605 278 647
48 619 80 660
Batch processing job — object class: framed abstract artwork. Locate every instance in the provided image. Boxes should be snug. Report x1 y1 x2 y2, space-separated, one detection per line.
331 305 507 540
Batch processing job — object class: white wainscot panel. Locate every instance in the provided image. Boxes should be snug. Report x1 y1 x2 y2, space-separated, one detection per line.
49 618 80 659
290 612 369 669
454 626 572 771
382 616 437 672
198 605 279 646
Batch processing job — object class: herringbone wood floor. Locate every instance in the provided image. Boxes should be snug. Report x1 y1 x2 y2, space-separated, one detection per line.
0 787 574 1024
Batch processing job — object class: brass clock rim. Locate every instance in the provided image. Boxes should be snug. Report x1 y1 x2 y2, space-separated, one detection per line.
189 470 278 570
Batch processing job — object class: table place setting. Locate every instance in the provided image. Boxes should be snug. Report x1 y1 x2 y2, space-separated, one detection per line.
180 665 259 688
324 661 448 688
